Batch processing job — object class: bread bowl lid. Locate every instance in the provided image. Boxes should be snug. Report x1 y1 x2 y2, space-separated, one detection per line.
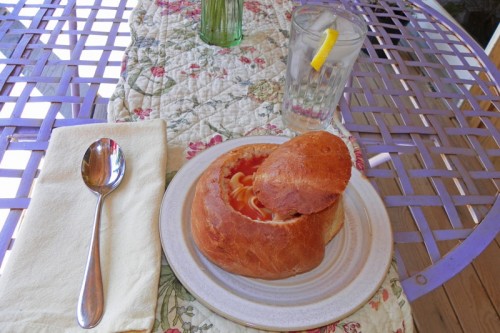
253 131 352 216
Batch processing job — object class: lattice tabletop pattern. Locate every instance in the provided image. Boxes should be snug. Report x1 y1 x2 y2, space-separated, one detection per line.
0 0 499 304
0 0 136 268
303 0 499 300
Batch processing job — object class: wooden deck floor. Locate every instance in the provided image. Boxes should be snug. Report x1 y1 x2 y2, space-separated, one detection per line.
410 33 500 333
411 235 500 332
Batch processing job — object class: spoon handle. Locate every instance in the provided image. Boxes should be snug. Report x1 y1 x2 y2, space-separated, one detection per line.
77 194 105 328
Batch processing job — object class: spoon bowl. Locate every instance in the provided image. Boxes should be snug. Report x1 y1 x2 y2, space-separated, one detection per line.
81 138 125 195
77 138 126 329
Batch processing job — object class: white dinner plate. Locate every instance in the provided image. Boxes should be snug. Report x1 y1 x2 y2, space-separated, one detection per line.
159 136 393 331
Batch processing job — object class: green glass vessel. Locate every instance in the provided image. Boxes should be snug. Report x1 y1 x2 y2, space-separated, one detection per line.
199 0 243 47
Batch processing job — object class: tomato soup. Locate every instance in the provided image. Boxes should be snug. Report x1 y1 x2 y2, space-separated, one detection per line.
228 156 272 221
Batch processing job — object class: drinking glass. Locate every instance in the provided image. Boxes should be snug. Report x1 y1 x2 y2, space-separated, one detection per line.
282 5 367 132
199 0 243 47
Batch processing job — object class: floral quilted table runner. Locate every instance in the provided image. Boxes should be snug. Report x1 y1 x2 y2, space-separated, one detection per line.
108 0 413 332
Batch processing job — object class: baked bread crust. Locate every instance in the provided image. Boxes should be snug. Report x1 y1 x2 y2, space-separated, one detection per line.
190 136 349 280
253 131 352 216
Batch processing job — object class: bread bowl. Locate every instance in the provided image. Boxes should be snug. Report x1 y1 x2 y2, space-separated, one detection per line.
190 131 352 279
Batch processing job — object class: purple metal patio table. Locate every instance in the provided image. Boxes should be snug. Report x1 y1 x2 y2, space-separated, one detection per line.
306 0 499 301
0 0 499 307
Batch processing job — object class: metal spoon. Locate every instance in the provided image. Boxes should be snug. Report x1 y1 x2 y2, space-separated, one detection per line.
77 138 126 328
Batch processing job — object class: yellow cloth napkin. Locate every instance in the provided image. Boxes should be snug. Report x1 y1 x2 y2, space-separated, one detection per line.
0 119 167 332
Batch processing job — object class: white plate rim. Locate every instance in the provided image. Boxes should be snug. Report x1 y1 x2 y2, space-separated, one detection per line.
159 135 393 331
